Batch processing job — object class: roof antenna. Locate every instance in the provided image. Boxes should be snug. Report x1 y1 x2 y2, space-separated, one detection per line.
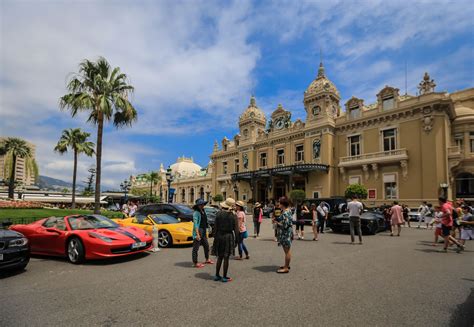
404 60 408 95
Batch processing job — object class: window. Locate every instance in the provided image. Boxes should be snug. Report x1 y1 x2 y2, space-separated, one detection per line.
243 129 249 137
295 145 304 162
382 96 395 110
223 191 226 199
470 132 474 153
235 159 240 173
223 144 227 151
313 192 320 198
349 106 361 119
383 174 397 199
189 188 195 203
260 153 267 167
383 129 397 151
349 176 361 185
348 135 361 156
223 162 228 174
181 189 186 203
277 149 285 165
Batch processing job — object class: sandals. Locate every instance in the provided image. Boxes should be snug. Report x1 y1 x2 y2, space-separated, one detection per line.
193 263 205 268
204 259 215 264
277 269 289 274
279 266 291 270
222 277 233 283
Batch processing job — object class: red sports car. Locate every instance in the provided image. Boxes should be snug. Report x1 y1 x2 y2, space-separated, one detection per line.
10 214 153 264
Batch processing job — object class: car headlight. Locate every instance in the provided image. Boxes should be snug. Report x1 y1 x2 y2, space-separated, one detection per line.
88 232 114 243
9 237 28 247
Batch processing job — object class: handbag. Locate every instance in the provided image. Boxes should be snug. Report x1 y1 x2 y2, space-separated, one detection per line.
242 230 248 239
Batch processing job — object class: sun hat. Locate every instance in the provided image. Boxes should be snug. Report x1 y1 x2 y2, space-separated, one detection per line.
254 202 261 208
235 200 246 208
220 198 236 209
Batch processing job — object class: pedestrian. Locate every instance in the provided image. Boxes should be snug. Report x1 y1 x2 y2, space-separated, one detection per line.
310 203 319 241
273 196 292 273
191 198 214 268
438 197 464 253
383 205 391 231
432 206 443 246
129 200 138 217
347 195 363 244
253 202 263 238
424 204 433 229
122 201 130 216
316 202 329 237
235 201 249 260
452 201 463 238
212 197 239 282
390 201 404 237
417 201 429 228
272 201 282 242
295 202 309 240
402 204 410 228
458 205 473 252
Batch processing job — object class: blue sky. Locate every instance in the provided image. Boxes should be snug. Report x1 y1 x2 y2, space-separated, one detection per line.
1 0 473 189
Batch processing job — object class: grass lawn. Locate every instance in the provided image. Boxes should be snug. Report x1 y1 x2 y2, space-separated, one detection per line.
0 208 124 224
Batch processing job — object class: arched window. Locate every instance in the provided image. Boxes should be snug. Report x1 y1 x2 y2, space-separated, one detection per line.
190 188 195 203
456 173 474 198
181 189 186 203
199 187 204 199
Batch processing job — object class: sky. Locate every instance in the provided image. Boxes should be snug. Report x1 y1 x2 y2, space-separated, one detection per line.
1 0 473 190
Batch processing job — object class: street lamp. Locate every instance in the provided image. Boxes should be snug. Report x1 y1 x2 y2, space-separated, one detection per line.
166 168 174 203
120 180 131 203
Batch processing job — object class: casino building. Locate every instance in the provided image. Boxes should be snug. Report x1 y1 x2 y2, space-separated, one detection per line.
207 62 474 206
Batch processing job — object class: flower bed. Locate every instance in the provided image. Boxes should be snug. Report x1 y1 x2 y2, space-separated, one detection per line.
0 200 44 209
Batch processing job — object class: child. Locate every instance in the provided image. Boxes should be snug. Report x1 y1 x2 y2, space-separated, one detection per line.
458 205 474 252
431 206 443 246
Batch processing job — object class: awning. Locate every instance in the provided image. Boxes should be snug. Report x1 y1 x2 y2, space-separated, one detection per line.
22 195 108 204
232 164 329 181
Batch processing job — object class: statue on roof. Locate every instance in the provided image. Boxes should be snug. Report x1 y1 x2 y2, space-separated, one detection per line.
418 72 436 95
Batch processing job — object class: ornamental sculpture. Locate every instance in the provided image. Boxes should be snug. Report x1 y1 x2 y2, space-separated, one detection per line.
243 153 249 169
418 72 436 95
313 139 321 159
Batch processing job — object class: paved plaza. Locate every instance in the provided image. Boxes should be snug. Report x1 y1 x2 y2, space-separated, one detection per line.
1 219 473 327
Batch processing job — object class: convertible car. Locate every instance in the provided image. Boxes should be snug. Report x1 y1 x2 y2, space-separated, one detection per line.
114 214 193 248
328 211 386 235
10 215 153 264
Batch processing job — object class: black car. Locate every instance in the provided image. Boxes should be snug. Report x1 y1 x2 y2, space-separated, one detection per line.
204 206 218 236
300 197 348 225
0 228 30 272
328 211 386 235
135 203 194 222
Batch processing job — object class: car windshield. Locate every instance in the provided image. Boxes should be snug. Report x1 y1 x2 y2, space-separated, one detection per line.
69 215 118 230
174 204 193 214
149 214 180 224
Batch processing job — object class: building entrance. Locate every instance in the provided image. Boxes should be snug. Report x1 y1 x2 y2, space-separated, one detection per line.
257 183 267 203
274 182 286 200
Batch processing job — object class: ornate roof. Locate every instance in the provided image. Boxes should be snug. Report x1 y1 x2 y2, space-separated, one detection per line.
170 156 202 179
304 62 340 98
239 96 266 124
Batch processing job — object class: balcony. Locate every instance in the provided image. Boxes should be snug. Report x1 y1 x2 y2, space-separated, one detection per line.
448 146 462 159
338 148 408 168
217 174 231 182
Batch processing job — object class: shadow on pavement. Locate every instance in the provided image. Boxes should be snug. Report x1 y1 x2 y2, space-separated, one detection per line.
84 252 150 266
252 265 279 273
332 241 353 245
195 272 212 280
0 268 27 279
449 288 474 327
174 261 194 268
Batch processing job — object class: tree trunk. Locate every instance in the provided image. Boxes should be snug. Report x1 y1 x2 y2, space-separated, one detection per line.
94 113 104 214
72 150 78 209
150 180 153 198
8 155 17 199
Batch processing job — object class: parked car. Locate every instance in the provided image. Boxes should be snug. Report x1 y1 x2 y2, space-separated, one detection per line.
114 214 193 248
408 208 422 222
328 211 386 235
0 228 30 272
10 215 152 264
301 197 348 225
134 203 194 222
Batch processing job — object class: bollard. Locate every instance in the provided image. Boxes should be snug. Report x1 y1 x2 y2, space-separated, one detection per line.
152 225 160 252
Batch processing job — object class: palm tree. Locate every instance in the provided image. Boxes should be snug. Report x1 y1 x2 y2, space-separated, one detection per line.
54 128 95 209
148 171 160 197
60 57 137 213
0 137 38 199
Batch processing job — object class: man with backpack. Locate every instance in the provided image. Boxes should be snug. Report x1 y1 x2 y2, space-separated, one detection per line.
417 201 429 228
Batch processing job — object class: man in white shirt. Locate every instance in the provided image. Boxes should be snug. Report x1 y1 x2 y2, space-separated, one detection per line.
316 202 329 234
418 201 429 228
347 195 364 244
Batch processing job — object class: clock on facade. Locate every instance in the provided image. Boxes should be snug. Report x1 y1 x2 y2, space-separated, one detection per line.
323 82 331 90
275 118 285 130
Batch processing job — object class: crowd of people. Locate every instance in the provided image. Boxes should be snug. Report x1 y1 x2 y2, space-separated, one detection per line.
186 195 473 282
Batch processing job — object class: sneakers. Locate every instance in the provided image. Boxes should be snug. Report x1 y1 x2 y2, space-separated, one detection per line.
204 259 214 264
193 263 205 268
222 277 233 283
213 275 222 281
456 245 465 253
439 248 448 253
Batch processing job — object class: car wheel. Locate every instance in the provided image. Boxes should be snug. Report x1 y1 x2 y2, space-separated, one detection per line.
67 237 85 264
158 230 172 248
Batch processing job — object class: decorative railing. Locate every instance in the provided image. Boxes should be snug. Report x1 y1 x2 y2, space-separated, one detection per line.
340 149 408 163
447 146 461 156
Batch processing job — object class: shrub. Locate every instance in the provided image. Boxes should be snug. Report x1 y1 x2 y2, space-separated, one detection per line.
213 194 224 202
289 189 306 205
344 184 368 199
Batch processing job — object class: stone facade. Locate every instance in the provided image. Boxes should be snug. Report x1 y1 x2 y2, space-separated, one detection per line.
208 63 474 207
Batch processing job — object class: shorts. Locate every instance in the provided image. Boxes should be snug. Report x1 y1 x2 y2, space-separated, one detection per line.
434 227 442 237
441 225 452 237
460 229 473 240
424 216 432 224
295 220 305 231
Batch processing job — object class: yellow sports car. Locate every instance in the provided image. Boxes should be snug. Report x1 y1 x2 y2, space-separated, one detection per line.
113 214 193 248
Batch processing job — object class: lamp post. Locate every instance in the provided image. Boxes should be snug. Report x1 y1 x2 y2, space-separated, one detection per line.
120 180 131 204
166 168 174 203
